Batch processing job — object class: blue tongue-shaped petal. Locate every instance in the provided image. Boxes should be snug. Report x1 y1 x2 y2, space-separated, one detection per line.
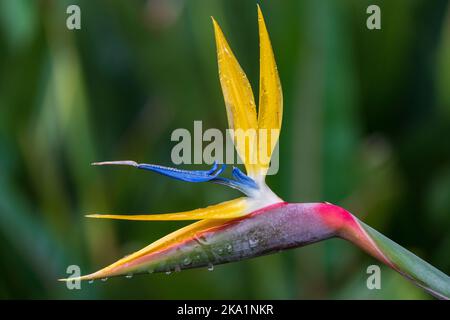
92 160 225 182
92 160 259 195
232 166 258 189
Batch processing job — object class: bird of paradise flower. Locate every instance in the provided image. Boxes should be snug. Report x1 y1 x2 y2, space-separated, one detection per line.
61 6 450 299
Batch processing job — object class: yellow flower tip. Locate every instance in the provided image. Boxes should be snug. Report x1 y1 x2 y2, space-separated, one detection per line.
85 213 132 220
85 214 100 218
211 18 224 43
211 16 219 30
57 276 82 282
58 277 84 282
257 4 266 25
211 17 230 52
58 270 103 282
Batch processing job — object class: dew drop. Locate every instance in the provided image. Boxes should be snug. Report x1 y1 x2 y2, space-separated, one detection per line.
226 244 233 252
207 263 214 272
195 234 209 245
88 280 94 284
101 278 108 282
249 238 259 248
183 257 192 266
125 273 133 279
165 270 172 275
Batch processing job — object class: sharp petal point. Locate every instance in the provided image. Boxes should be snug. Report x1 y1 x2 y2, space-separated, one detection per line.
92 161 138 167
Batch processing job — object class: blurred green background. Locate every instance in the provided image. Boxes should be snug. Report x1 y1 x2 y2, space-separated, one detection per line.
1 0 449 299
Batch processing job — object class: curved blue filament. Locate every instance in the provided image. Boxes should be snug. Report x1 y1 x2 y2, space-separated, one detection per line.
137 161 225 182
231 167 258 189
92 160 258 195
210 177 258 196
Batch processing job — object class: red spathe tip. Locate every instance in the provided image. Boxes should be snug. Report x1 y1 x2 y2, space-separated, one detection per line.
314 202 393 267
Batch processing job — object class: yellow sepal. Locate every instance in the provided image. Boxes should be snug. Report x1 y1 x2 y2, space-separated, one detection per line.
257 5 283 177
212 18 259 177
86 198 247 221
59 218 232 281
212 6 283 180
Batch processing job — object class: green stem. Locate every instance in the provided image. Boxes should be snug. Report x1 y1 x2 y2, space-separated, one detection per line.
354 219 450 300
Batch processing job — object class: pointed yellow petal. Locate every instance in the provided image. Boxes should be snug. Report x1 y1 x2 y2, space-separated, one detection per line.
86 198 248 221
60 196 283 281
212 18 259 177
257 5 283 177
59 218 232 281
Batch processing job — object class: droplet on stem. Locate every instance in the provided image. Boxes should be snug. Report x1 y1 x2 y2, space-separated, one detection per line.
183 257 191 266
249 238 259 248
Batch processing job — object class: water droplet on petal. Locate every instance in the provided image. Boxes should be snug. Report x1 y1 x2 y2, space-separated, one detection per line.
249 238 259 248
183 257 191 266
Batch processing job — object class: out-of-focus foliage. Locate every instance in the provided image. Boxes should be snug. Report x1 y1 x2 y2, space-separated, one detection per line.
0 0 449 299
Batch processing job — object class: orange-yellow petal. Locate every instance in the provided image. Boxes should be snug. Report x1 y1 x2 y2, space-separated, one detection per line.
257 5 283 177
212 18 259 177
85 198 247 221
59 218 233 281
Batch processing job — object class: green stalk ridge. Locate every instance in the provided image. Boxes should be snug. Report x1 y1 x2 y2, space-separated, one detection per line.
358 220 450 300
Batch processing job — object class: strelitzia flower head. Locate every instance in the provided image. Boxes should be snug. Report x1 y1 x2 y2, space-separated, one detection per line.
61 6 450 300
